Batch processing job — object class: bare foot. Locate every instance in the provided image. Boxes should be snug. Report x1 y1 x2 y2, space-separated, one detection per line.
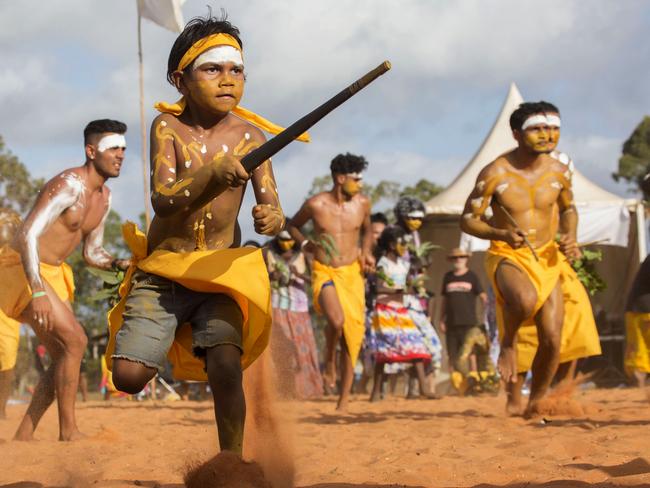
59 429 87 441
369 390 382 402
13 431 35 442
523 400 543 420
497 346 517 384
420 392 441 400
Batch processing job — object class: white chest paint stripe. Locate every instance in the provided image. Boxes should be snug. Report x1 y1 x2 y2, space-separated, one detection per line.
25 175 84 289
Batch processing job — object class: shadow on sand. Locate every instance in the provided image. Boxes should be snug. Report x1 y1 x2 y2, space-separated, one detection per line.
468 482 648 488
299 409 495 425
0 481 183 488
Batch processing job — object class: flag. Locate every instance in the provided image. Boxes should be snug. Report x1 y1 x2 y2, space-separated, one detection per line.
137 0 186 33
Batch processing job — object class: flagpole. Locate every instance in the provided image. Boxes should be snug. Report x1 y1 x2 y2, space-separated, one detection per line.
137 6 156 400
137 9 151 230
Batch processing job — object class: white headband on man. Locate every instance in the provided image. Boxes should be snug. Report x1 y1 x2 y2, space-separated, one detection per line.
193 46 244 70
521 113 562 131
97 134 126 152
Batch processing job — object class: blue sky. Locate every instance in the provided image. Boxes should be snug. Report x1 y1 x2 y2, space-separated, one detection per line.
1 1 649 241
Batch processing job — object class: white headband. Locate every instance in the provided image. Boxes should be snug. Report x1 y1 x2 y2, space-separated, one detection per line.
407 211 424 219
97 134 126 152
521 113 561 130
546 114 561 127
193 46 244 70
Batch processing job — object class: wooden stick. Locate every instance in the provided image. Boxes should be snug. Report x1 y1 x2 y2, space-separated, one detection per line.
498 204 539 261
241 61 391 172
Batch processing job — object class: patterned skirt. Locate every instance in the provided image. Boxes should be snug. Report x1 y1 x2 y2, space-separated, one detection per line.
370 301 432 364
270 308 323 399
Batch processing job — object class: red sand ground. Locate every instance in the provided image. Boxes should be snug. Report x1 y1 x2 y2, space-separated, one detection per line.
0 388 649 487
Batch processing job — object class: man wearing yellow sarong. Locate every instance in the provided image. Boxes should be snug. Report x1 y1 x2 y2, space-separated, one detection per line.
624 255 650 390
0 121 129 441
288 153 374 410
108 15 300 455
461 101 583 418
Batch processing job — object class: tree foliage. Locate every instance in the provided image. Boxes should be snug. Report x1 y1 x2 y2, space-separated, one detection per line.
612 116 650 196
0 136 44 213
306 175 444 214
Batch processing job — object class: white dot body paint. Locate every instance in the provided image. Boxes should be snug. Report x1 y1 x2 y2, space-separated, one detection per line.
192 46 244 70
97 134 126 153
200 144 207 154
495 183 509 195
462 213 473 220
471 197 483 208
160 121 167 127
169 199 174 205
24 174 84 289
169 167 176 174
261 188 266 193
245 133 250 140
476 180 486 192
550 181 563 190
167 177 174 183
222 144 228 153
206 213 213 220
184 190 190 197
185 160 192 168
84 192 113 267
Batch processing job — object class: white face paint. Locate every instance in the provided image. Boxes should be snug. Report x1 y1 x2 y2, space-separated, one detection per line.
97 134 126 153
25 174 84 289
521 114 549 131
192 46 244 70
407 211 425 219
546 114 561 128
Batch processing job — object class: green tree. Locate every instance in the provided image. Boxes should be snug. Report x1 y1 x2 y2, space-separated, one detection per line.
400 178 444 202
306 174 441 212
612 116 650 195
0 136 44 213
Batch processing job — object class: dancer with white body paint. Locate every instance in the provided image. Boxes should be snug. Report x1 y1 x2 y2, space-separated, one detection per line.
0 119 129 441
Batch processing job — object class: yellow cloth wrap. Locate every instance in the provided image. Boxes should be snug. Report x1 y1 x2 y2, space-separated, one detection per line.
105 222 272 381
311 260 366 367
0 248 75 320
625 312 650 374
154 33 310 143
486 240 601 373
0 308 20 371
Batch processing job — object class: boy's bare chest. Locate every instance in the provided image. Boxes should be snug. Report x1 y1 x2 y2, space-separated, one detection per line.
59 192 106 234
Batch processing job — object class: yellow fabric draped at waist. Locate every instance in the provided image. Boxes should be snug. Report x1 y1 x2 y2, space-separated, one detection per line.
0 247 75 320
312 260 366 366
105 222 272 380
625 312 650 374
485 239 600 373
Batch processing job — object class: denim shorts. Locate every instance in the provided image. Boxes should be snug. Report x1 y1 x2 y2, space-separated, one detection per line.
113 270 243 372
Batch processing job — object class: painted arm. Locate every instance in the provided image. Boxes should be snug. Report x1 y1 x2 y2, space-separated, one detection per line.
15 173 82 330
251 157 285 236
557 173 580 260
149 116 249 218
82 192 129 270
459 167 525 249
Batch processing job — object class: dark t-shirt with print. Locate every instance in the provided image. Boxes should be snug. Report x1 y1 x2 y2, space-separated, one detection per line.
442 270 483 328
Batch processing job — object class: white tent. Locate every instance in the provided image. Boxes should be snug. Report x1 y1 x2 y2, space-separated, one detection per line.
421 83 645 317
